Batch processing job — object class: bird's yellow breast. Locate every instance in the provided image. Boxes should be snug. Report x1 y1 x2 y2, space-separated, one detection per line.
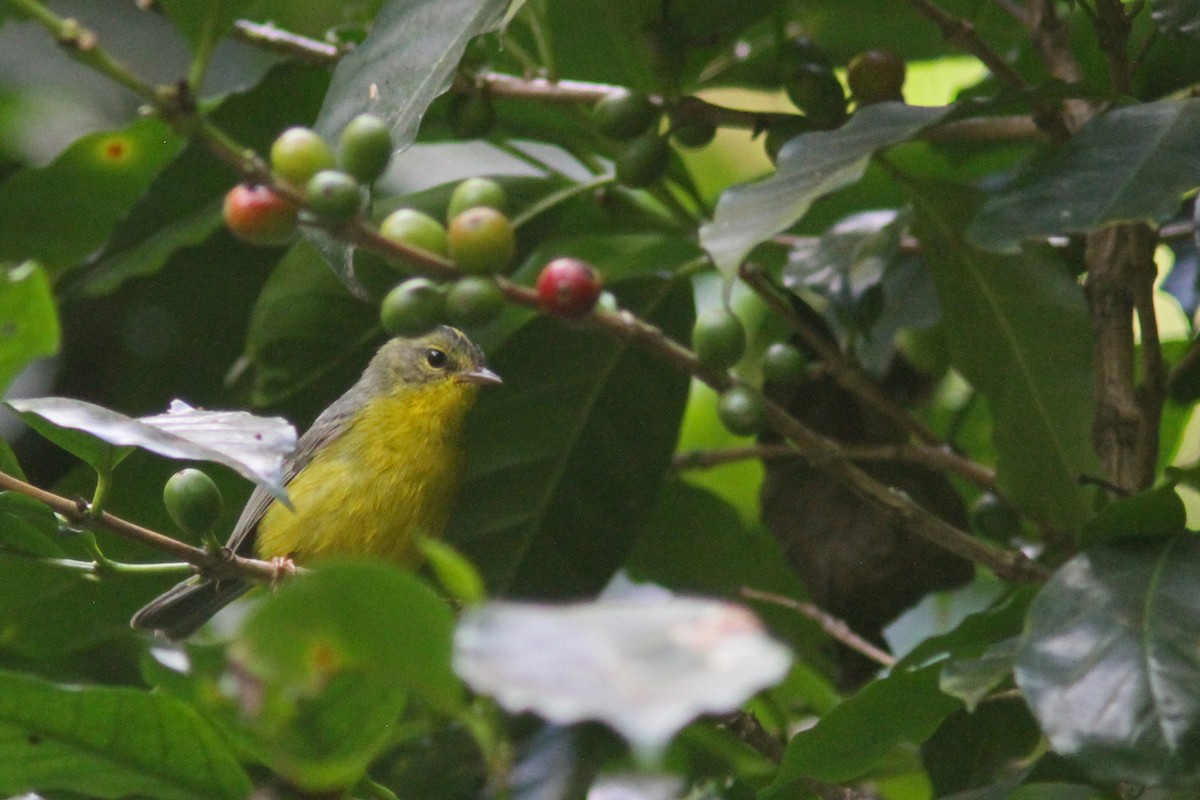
255 379 477 565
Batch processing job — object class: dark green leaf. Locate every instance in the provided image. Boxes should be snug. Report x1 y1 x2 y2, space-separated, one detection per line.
158 0 256 52
940 637 1018 712
969 99 1200 252
0 118 184 274
0 261 59 396
768 664 961 790
700 103 948 283
1015 537 1200 786
0 669 251 800
923 699 1041 796
223 561 460 791
8 397 296 503
1152 0 1200 37
448 239 693 596
0 438 25 481
1080 484 1187 547
899 588 1033 669
912 182 1098 533
0 492 63 557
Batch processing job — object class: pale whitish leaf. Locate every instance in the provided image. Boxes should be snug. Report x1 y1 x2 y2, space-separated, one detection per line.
588 774 683 800
1152 0 1200 37
453 593 792 753
700 103 948 283
969 98 1200 253
783 209 901 300
7 397 295 504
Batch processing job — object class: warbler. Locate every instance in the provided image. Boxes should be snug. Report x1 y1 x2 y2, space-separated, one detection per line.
131 326 500 639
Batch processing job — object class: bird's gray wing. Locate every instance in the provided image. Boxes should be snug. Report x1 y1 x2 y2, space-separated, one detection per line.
224 388 366 556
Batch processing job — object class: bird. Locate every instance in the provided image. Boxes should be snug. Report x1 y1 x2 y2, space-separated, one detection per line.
131 326 501 639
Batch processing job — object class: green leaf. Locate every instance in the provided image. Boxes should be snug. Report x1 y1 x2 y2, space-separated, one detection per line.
8 397 296 504
447 239 693 596
0 117 184 274
158 0 256 52
314 0 509 147
0 492 63 558
1152 0 1200 37
923 699 1042 797
899 587 1033 669
222 561 460 791
700 103 948 283
0 669 251 800
940 637 1018 712
0 262 59 396
912 182 1098 533
768 664 961 790
1080 484 1187 548
969 98 1200 253
1015 537 1200 787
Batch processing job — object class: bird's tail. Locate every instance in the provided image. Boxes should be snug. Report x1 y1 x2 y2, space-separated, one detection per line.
130 577 251 640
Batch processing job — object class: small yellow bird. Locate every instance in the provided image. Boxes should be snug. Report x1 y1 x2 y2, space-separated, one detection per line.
131 326 500 639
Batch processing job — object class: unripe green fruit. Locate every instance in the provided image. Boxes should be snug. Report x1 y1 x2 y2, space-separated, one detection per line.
305 170 363 221
847 49 906 104
447 206 516 274
338 113 393 184
782 35 832 70
447 177 507 221
971 493 1021 541
270 127 336 185
671 118 717 148
163 468 223 537
692 308 746 370
784 63 847 127
380 208 448 256
381 278 445 337
615 132 671 187
592 89 660 140
762 342 807 386
717 385 766 436
450 92 495 139
445 276 505 326
222 184 298 246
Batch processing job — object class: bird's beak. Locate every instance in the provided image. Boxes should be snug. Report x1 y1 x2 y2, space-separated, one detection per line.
462 366 502 385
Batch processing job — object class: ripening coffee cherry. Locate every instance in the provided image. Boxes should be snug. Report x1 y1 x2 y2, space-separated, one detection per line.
305 170 363 221
762 342 808 386
163 468 223 537
536 257 603 318
447 207 516 274
270 127 336 185
784 63 847 127
222 184 298 246
592 89 660 140
692 308 746 370
380 208 448 256
717 385 766 436
615 131 671 187
445 275 505 326
447 177 507 221
381 278 446 337
847 49 906 104
338 113 393 184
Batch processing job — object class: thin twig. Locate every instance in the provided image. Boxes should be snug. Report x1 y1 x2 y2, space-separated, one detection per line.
741 588 898 668
898 0 1029 90
231 19 344 65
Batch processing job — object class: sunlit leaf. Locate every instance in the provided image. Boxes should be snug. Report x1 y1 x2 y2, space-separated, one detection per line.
1080 484 1187 548
0 669 251 800
969 99 1200 252
0 261 58 396
453 594 792 753
1015 537 1200 786
940 637 1018 712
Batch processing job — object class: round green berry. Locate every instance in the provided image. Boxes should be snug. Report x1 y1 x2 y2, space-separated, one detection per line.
305 170 363 221
671 118 717 148
717 385 766 436
445 276 505 326
447 206 516 274
784 63 847 127
971 493 1021 541
762 342 807 386
615 132 671 187
270 127 335 185
338 113 393 184
447 177 507 221
692 308 746 370
593 89 660 140
163 468 223 537
380 208 448 256
381 278 445 337
848 49 906 105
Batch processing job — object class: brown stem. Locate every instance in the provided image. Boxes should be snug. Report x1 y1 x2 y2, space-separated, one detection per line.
0 470 281 582
898 0 1030 90
1093 0 1134 95
741 588 897 668
1024 0 1093 135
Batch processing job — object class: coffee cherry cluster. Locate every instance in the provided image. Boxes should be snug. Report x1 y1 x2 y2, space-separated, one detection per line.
223 114 395 245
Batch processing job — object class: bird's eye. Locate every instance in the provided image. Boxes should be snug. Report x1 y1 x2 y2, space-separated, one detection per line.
425 348 448 368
